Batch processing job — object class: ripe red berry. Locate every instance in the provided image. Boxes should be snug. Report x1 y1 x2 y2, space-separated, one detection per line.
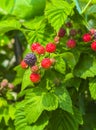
31 42 41 52
36 46 45 54
69 29 77 36
30 73 41 83
58 28 66 37
20 60 28 69
54 36 60 44
91 41 96 51
82 33 91 42
66 39 76 48
46 43 56 53
31 65 39 73
41 58 52 69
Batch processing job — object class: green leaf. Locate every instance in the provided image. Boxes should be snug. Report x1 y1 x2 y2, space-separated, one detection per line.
61 52 77 69
12 0 46 19
24 89 45 124
0 0 14 15
54 58 66 74
54 87 73 114
47 108 82 130
45 0 74 31
13 65 25 86
15 101 49 130
0 18 21 34
21 68 34 91
89 77 96 100
74 55 96 79
42 92 58 111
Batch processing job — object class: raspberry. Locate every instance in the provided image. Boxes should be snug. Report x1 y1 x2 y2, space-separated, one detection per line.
0 79 8 88
46 43 56 53
24 53 37 67
41 58 52 69
30 73 41 83
66 39 76 48
82 33 91 42
31 42 41 52
90 28 96 35
94 32 96 40
20 60 28 69
69 29 77 36
65 22 72 28
8 83 14 89
91 41 96 51
36 46 45 54
58 28 66 37
31 65 39 73
54 36 60 44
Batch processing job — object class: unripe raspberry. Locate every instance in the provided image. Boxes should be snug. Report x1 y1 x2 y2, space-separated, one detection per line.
58 28 66 37
30 73 41 83
46 43 56 53
8 83 14 89
31 65 39 73
36 46 45 54
82 33 91 42
66 39 76 48
90 28 96 35
69 29 77 36
24 53 37 67
50 58 56 65
31 42 41 52
65 22 72 28
20 60 28 69
41 58 52 69
91 41 96 51
54 36 60 44
0 79 8 88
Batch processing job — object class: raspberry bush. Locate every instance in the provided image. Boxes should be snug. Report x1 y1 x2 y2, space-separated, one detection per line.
0 0 96 130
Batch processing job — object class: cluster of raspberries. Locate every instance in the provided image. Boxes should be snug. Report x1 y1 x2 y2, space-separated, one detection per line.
82 29 96 51
20 42 57 83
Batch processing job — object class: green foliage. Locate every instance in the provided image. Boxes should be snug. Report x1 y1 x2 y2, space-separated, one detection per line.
0 0 96 130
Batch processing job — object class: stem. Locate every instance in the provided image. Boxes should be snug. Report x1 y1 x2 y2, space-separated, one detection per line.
81 0 92 14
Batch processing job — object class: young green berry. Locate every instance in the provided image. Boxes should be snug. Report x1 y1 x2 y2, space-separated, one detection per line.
66 39 76 48
91 41 96 51
58 28 66 37
41 58 52 69
20 60 28 69
46 43 56 53
30 73 41 83
31 42 41 52
36 46 45 54
82 33 91 42
24 53 37 67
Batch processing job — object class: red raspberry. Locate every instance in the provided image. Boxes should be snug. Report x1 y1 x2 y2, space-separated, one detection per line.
31 42 41 52
31 65 39 73
20 60 28 69
54 36 60 44
41 58 52 69
58 28 66 37
65 22 72 28
46 43 56 53
91 41 96 51
36 46 45 54
82 33 91 42
69 29 77 36
66 39 76 48
30 73 41 83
